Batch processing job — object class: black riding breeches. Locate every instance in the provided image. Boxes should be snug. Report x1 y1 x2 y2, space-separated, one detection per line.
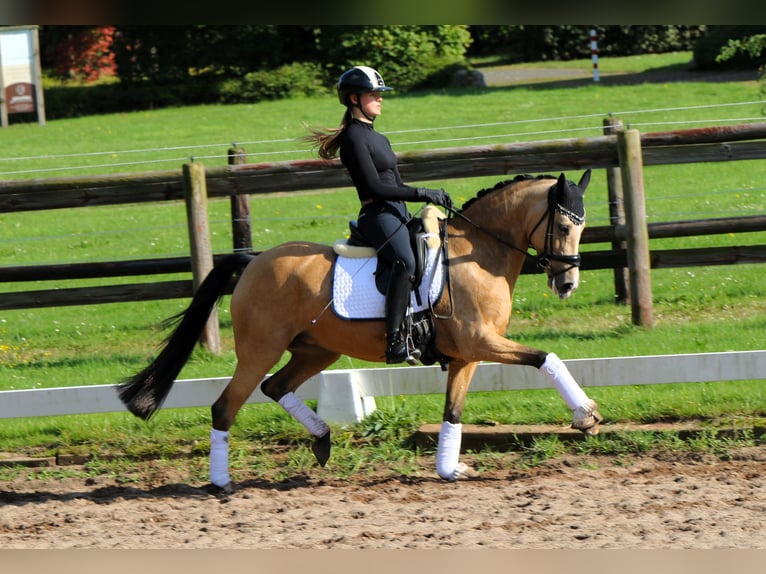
357 200 416 275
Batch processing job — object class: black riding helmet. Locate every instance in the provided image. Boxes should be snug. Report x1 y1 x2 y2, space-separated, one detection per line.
337 66 393 107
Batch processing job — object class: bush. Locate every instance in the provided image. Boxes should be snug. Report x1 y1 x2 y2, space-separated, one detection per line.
716 33 766 94
42 79 222 119
693 25 766 69
219 62 329 103
316 25 472 92
42 63 328 118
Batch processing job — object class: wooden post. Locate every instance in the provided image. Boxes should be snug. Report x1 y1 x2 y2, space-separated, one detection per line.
616 129 654 327
0 51 6 128
182 161 221 354
228 147 252 252
603 117 628 304
31 27 46 126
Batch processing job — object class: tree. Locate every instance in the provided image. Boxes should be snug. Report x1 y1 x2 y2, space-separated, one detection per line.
46 26 117 82
717 34 766 94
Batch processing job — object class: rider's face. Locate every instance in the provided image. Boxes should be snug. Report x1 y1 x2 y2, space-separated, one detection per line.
353 91 382 121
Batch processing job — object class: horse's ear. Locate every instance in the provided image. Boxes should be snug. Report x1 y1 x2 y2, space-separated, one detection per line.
555 173 568 204
577 168 592 192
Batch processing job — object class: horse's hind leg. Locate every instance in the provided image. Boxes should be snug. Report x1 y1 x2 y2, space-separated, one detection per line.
260 345 341 467
209 350 283 491
208 345 340 490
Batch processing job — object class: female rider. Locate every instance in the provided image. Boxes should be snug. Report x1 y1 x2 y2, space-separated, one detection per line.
306 66 452 363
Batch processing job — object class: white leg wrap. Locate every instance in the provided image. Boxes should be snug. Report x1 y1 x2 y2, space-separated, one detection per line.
435 421 462 480
540 352 589 410
209 428 231 487
278 392 330 437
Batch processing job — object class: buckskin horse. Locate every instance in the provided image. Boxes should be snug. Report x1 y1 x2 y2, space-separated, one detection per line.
118 169 601 492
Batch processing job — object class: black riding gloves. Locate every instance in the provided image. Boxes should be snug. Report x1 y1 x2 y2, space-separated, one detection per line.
416 187 453 210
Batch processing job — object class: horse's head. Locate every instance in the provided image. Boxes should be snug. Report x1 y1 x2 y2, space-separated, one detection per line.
530 169 590 300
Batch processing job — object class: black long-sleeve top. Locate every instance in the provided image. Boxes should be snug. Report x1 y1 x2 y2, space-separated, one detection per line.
339 119 420 204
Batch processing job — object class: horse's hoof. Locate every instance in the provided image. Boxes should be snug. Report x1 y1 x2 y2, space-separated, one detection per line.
571 399 603 436
209 481 236 496
312 431 331 467
449 462 478 481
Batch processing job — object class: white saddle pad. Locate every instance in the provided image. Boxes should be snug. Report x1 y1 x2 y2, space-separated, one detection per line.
332 245 445 320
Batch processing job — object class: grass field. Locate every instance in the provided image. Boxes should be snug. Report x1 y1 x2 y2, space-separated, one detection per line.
0 52 764 473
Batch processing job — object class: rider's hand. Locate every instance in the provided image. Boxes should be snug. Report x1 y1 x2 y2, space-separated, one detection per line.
417 188 453 210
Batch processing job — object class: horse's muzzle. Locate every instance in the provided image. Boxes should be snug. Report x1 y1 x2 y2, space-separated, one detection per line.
548 271 579 300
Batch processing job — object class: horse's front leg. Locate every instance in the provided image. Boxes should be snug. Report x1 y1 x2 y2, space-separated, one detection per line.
474 335 603 436
538 351 603 434
436 359 481 481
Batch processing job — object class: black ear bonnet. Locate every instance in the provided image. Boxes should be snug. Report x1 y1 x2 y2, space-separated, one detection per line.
552 170 588 225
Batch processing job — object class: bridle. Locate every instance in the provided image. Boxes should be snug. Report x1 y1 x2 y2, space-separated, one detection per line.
431 179 584 321
528 183 585 275
445 182 584 278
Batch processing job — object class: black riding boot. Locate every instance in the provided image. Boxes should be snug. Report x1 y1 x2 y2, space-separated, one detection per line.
385 262 416 364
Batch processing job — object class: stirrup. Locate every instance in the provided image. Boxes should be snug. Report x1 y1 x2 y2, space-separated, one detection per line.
404 332 421 366
386 344 418 365
386 333 419 365
571 399 603 436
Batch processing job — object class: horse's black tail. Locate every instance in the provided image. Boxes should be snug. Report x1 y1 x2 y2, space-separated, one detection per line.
117 253 254 420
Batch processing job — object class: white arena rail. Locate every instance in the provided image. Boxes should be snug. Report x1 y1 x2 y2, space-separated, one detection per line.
0 351 764 424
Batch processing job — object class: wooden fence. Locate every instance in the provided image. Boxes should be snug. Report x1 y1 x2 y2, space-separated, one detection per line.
1 121 766 326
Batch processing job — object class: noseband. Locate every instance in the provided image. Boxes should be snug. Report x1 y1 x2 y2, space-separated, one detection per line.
449 181 584 277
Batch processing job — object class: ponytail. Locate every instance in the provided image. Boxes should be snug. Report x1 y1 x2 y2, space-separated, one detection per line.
304 109 353 160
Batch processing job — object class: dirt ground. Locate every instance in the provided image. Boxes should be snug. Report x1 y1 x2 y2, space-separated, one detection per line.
1 444 765 549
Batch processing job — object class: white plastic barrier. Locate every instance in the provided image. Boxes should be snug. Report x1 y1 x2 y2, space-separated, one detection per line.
0 351 764 424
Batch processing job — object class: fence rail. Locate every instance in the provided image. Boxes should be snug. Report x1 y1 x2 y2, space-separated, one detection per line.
2 123 766 213
1 122 765 317
2 241 765 311
1 351 763 424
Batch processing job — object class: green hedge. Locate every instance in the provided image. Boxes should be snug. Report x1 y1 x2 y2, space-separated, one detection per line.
468 25 706 62
40 62 330 119
41 80 218 119
219 62 329 103
314 25 472 92
693 25 766 69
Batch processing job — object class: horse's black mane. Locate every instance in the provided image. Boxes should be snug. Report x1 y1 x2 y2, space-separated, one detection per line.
459 173 559 212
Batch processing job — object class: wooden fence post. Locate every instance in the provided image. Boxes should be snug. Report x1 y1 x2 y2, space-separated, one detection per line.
228 147 252 252
616 129 654 327
604 117 628 304
182 161 221 354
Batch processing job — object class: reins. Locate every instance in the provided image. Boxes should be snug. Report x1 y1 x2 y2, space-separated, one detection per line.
442 181 583 277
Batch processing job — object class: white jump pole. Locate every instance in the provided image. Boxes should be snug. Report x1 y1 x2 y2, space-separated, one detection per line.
590 28 600 82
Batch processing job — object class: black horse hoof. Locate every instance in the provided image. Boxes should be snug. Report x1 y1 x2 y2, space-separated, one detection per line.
208 481 236 497
312 431 331 467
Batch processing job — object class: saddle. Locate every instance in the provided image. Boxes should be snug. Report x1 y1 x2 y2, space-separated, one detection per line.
333 205 444 298
331 205 450 369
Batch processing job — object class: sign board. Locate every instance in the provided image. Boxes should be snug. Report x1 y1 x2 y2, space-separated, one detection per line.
0 26 45 127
